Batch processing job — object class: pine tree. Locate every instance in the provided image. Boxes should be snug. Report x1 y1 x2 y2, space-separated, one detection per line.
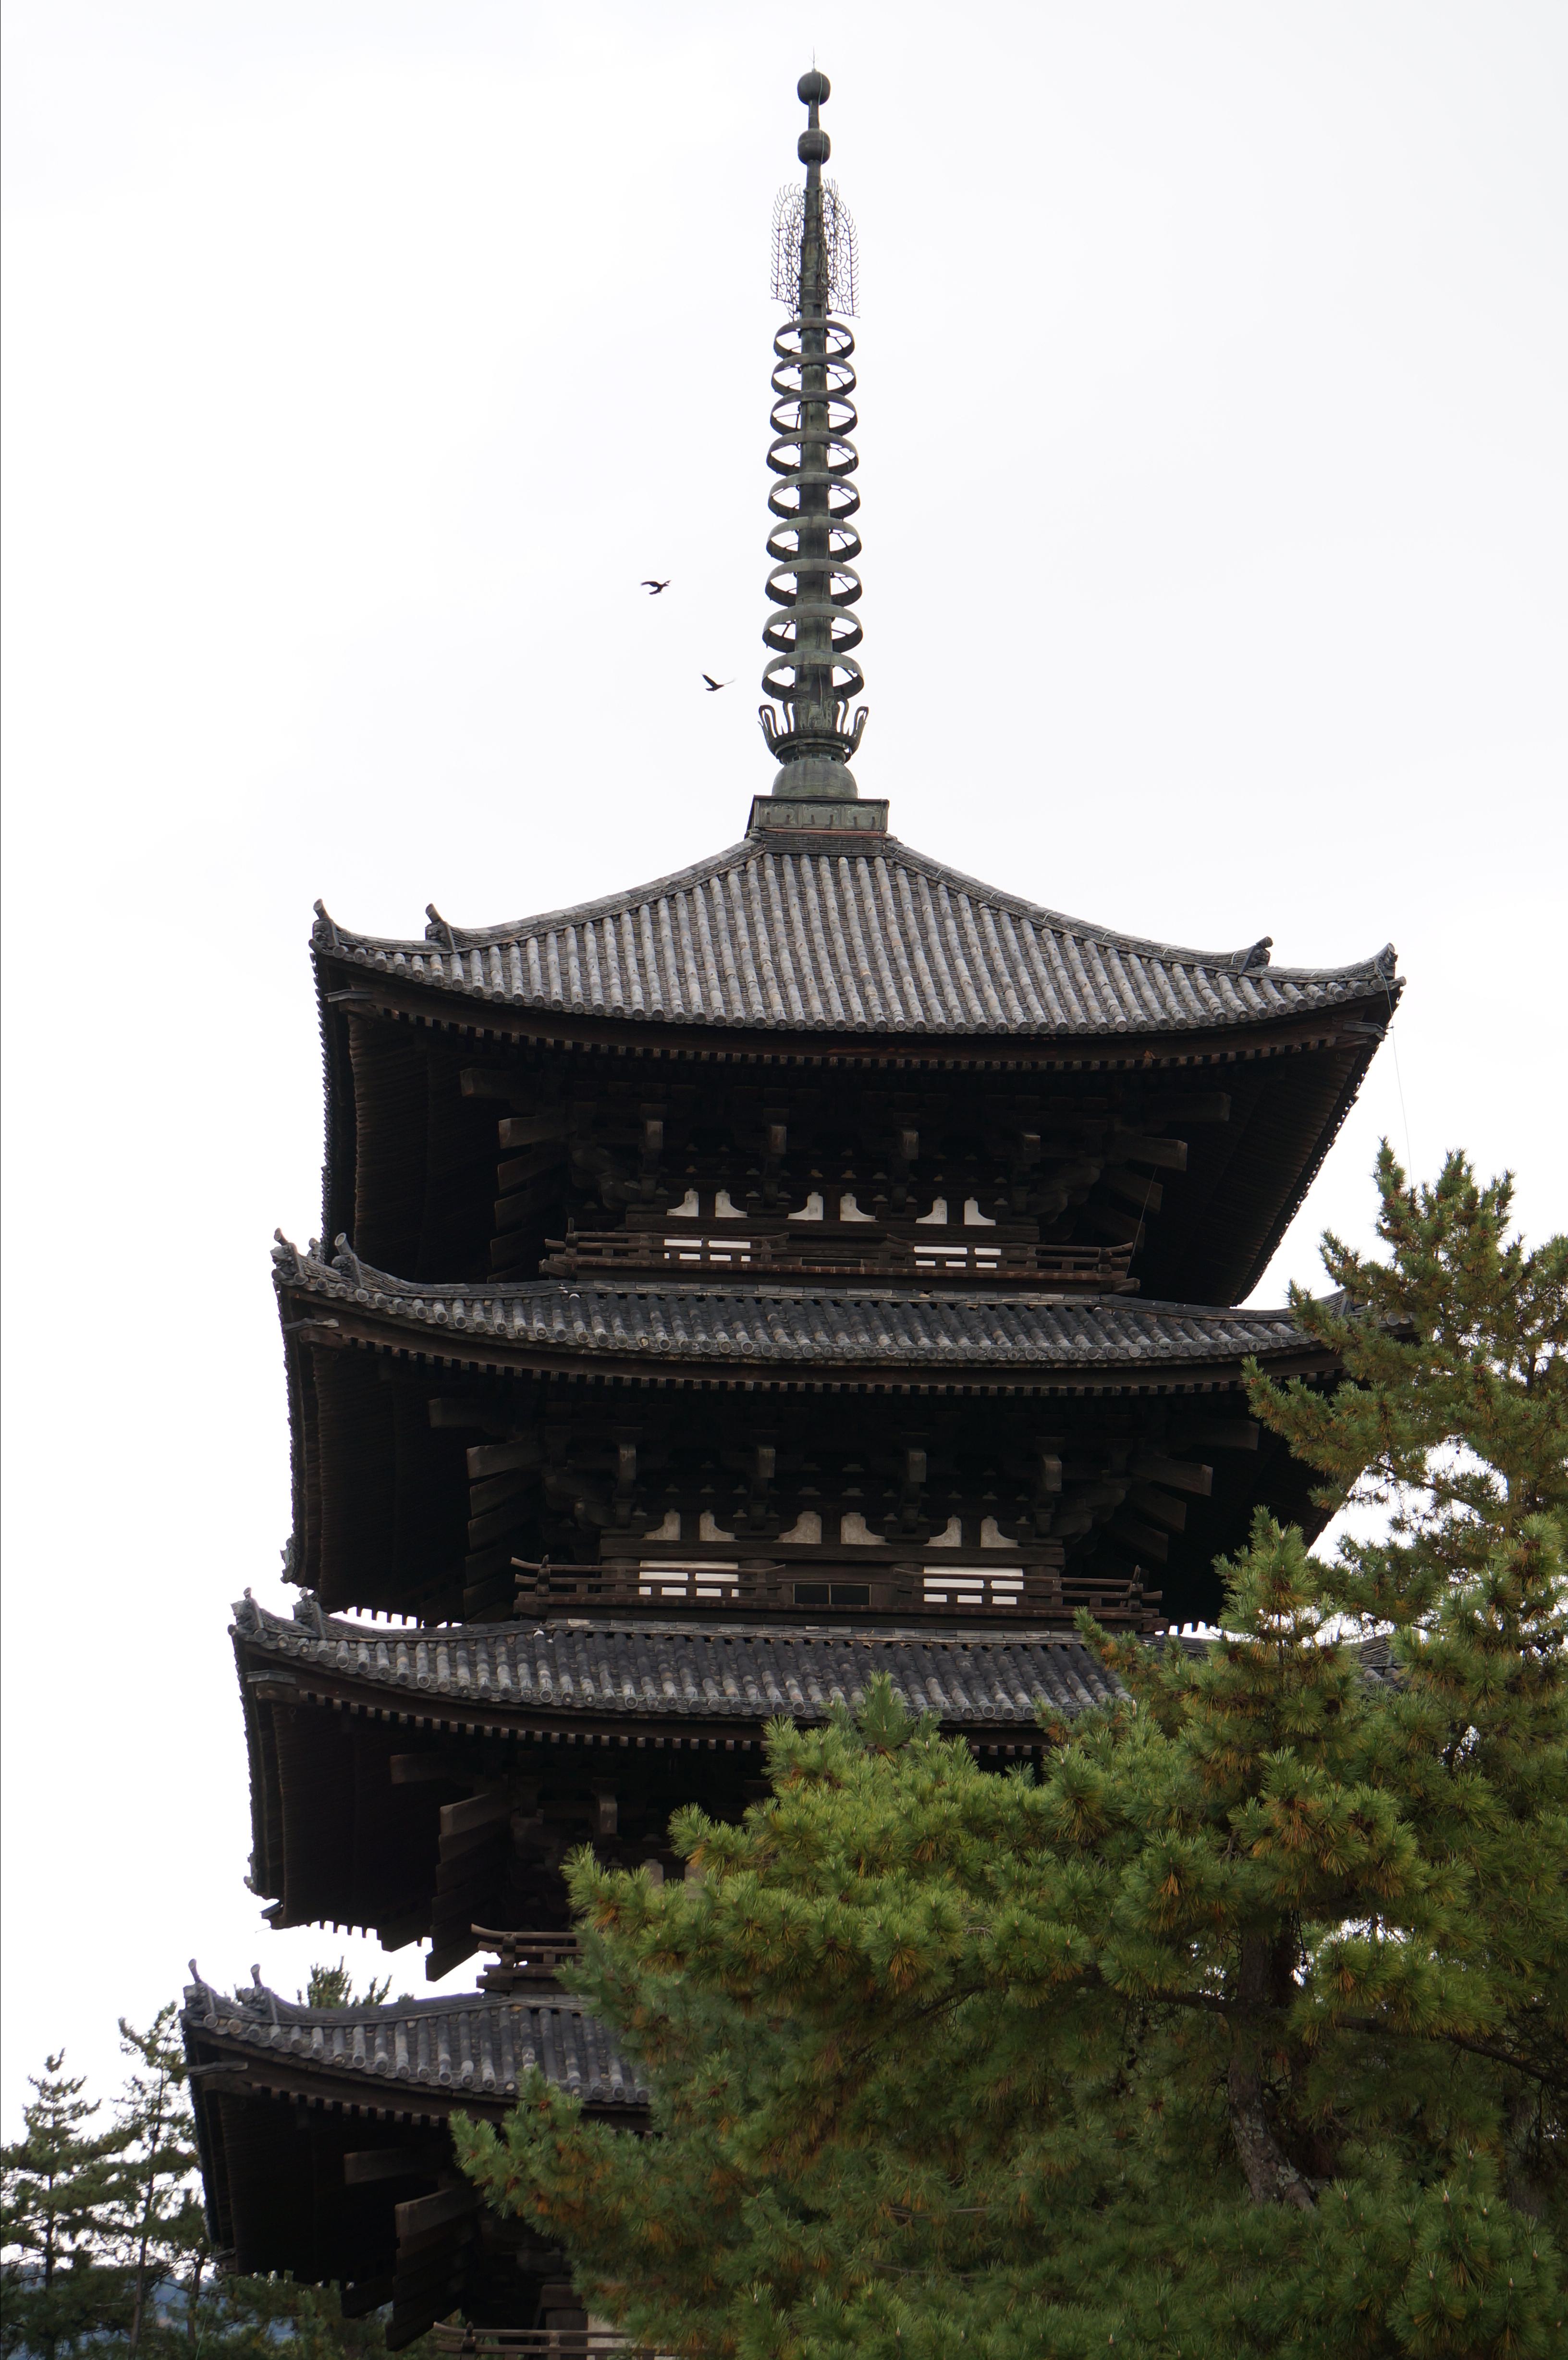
1 2053 128 2360
5 1974 432 2360
298 1963 392 2011
454 1149 1567 2359
103 2008 207 2360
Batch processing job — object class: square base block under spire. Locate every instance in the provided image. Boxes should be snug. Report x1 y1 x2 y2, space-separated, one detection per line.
748 794 890 839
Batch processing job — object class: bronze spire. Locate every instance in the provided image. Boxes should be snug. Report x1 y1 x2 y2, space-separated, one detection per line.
757 71 874 821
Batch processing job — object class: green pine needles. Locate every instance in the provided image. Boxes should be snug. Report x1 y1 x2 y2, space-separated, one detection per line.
454 1150 1567 2359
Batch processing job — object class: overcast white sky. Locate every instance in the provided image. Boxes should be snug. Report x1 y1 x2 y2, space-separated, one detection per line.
3 0 1564 2131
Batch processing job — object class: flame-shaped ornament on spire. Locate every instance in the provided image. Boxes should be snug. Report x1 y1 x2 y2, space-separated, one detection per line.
752 72 885 838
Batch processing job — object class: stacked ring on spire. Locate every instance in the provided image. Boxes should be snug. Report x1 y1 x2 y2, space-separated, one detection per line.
761 316 865 706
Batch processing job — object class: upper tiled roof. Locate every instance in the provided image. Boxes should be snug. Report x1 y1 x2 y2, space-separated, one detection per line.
234 1594 1124 1729
313 836 1398 1040
275 1239 1331 1380
182 1971 646 2108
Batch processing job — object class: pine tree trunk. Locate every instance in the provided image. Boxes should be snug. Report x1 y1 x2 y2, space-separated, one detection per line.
1226 1933 1314 2210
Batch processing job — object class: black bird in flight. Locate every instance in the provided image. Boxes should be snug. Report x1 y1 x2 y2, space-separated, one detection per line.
641 578 671 594
701 673 733 692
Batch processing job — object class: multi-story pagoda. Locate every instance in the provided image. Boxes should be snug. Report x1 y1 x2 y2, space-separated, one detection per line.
184 70 1400 2348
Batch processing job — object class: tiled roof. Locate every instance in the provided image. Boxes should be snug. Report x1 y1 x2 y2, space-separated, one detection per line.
233 1594 1124 1729
182 1971 646 2108
275 1239 1331 1380
313 836 1398 1040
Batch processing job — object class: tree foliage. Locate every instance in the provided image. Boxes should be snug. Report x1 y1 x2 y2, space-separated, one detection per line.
1 2055 128 2360
455 1151 1568 2358
2 1979 425 2360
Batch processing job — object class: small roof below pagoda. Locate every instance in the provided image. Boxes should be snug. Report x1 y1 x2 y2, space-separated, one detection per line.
314 834 1397 1041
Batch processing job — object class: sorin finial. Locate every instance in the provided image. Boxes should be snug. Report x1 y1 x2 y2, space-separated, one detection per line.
759 71 867 801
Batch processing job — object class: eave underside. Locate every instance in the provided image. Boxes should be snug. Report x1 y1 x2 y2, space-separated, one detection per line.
316 970 1390 1307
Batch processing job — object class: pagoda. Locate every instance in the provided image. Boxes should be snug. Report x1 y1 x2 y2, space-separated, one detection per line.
184 71 1400 2348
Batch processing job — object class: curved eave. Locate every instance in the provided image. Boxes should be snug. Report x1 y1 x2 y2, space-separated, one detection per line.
276 1254 1340 1400
315 944 1399 1068
310 835 1401 1047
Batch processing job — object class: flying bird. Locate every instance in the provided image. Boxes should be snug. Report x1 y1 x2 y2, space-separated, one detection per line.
701 674 733 691
641 579 671 594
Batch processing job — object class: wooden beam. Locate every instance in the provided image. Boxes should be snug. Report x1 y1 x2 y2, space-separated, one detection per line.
468 1469 536 1519
1112 1133 1189 1171
439 1789 513 1840
1176 1417 1260 1450
1130 1453 1213 1496
497 1143 568 1193
394 2187 479 2238
1128 1483 1188 1534
497 1115 569 1148
466 1437 543 1478
459 1069 526 1103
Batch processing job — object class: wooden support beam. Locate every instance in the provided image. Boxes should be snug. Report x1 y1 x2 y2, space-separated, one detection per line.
394 2187 480 2239
496 1114 568 1148
497 1143 568 1193
439 1789 513 1840
466 1436 543 1479
468 1500 531 1549
460 1069 526 1103
1109 1515 1170 1563
1130 1453 1213 1496
1111 1132 1189 1170
1128 1483 1188 1533
467 1470 536 1519
1176 1417 1260 1450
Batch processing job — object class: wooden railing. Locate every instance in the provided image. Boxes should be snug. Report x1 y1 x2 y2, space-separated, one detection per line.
540 1226 1135 1291
511 1555 1160 1630
472 1929 580 1993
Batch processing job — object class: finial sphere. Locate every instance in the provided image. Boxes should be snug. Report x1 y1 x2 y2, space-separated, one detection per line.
798 69 830 105
798 127 831 163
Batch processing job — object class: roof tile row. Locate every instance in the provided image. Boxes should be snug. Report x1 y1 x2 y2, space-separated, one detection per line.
315 838 1397 1040
276 1240 1325 1374
235 1596 1123 1726
183 1975 646 2106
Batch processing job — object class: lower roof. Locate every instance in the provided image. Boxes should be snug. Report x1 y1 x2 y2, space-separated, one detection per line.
276 1237 1336 1391
235 1593 1123 1735
183 1970 646 2114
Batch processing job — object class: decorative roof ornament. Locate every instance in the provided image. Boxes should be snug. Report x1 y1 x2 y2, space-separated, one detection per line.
753 72 886 839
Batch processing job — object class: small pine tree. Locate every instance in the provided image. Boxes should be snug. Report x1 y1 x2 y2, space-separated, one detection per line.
298 1962 392 2011
0 2053 128 2360
103 2008 208 2360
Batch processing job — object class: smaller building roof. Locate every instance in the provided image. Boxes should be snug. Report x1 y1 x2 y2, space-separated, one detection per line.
313 836 1398 1042
183 1969 646 2111
276 1236 1336 1388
